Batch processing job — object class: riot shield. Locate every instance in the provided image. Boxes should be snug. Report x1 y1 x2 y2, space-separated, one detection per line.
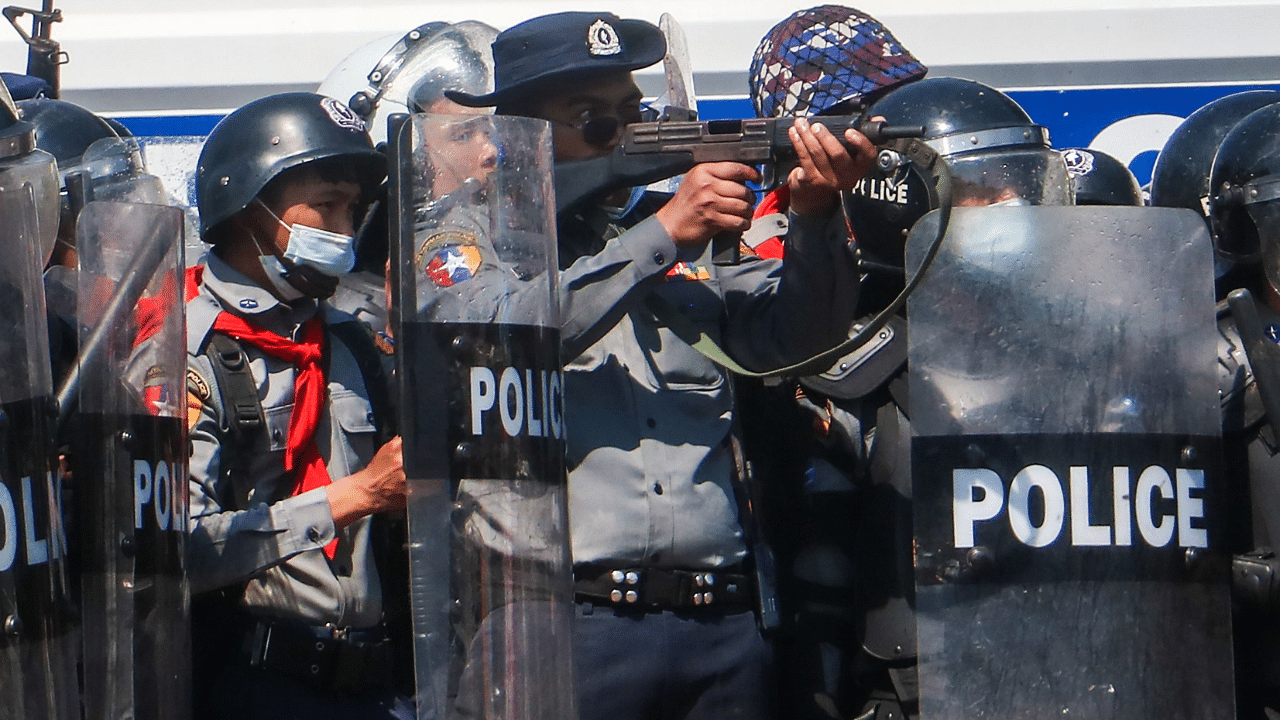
73 200 190 720
136 135 206 262
0 161 78 720
906 206 1232 718
392 113 574 720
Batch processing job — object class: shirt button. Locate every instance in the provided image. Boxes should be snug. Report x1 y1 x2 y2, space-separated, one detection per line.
366 411 376 424
653 483 664 495
307 527 321 543
653 252 665 265
272 429 283 443
646 418 656 429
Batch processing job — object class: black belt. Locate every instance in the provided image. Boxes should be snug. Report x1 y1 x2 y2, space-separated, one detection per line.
237 617 393 695
574 565 752 611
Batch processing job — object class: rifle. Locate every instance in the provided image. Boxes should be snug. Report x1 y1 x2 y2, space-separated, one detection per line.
554 115 924 264
4 0 65 98
554 115 925 216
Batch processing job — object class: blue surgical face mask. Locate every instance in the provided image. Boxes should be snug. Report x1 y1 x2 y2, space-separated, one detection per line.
253 232 306 302
256 198 356 277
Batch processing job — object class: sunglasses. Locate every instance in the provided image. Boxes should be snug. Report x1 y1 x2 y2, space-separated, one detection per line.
553 104 659 148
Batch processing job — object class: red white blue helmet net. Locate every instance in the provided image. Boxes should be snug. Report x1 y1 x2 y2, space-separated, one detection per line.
749 5 927 118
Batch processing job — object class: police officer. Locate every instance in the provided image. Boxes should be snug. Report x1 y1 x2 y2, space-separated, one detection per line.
741 8 925 718
446 11 876 720
754 75 1071 720
1204 101 1280 719
319 20 499 334
184 92 409 720
1150 90 1280 295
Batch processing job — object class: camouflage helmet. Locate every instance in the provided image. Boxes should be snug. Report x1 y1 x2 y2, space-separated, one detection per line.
749 5 926 118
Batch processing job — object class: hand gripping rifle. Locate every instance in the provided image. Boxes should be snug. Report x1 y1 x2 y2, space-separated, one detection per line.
553 115 925 265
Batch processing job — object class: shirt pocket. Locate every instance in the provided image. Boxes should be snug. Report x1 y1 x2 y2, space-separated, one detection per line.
329 390 379 472
644 279 727 391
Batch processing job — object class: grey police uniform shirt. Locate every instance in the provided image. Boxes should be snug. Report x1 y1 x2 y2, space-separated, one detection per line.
186 253 384 628
559 204 859 571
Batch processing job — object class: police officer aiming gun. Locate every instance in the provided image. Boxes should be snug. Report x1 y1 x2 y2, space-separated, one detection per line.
446 11 876 720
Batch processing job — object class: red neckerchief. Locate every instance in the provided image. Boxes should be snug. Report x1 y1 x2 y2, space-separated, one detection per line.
211 307 338 559
750 186 789 260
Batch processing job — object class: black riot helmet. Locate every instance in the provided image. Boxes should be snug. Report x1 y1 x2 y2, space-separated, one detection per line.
1208 104 1280 284
1061 148 1143 206
1150 90 1280 221
196 92 386 242
844 77 1069 308
17 97 126 171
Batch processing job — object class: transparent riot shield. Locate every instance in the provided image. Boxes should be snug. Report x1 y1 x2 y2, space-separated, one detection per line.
392 113 573 720
136 136 206 264
73 200 190 720
906 206 1232 718
0 166 78 720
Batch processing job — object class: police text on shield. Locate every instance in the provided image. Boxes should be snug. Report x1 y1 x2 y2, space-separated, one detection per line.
953 464 1207 549
469 367 564 439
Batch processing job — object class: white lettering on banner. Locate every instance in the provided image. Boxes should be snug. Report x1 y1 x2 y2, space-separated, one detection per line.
135 460 152 529
853 176 910 205
470 366 564 440
136 460 181 531
952 463 1208 550
471 367 496 435
499 367 524 437
1071 466 1112 546
953 468 1004 548
1008 465 1065 548
0 482 15 572
22 475 48 565
0 473 69 573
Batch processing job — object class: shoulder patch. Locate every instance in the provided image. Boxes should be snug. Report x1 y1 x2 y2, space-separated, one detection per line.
187 368 211 402
424 245 483 287
187 391 204 432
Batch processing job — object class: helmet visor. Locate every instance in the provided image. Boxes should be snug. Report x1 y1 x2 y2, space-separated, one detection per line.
949 147 1073 207
1250 200 1280 294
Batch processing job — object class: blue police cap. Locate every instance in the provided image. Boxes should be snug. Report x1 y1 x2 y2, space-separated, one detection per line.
447 12 665 107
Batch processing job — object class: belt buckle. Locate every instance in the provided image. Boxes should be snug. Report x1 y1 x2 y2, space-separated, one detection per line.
606 568 643 605
324 622 350 641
